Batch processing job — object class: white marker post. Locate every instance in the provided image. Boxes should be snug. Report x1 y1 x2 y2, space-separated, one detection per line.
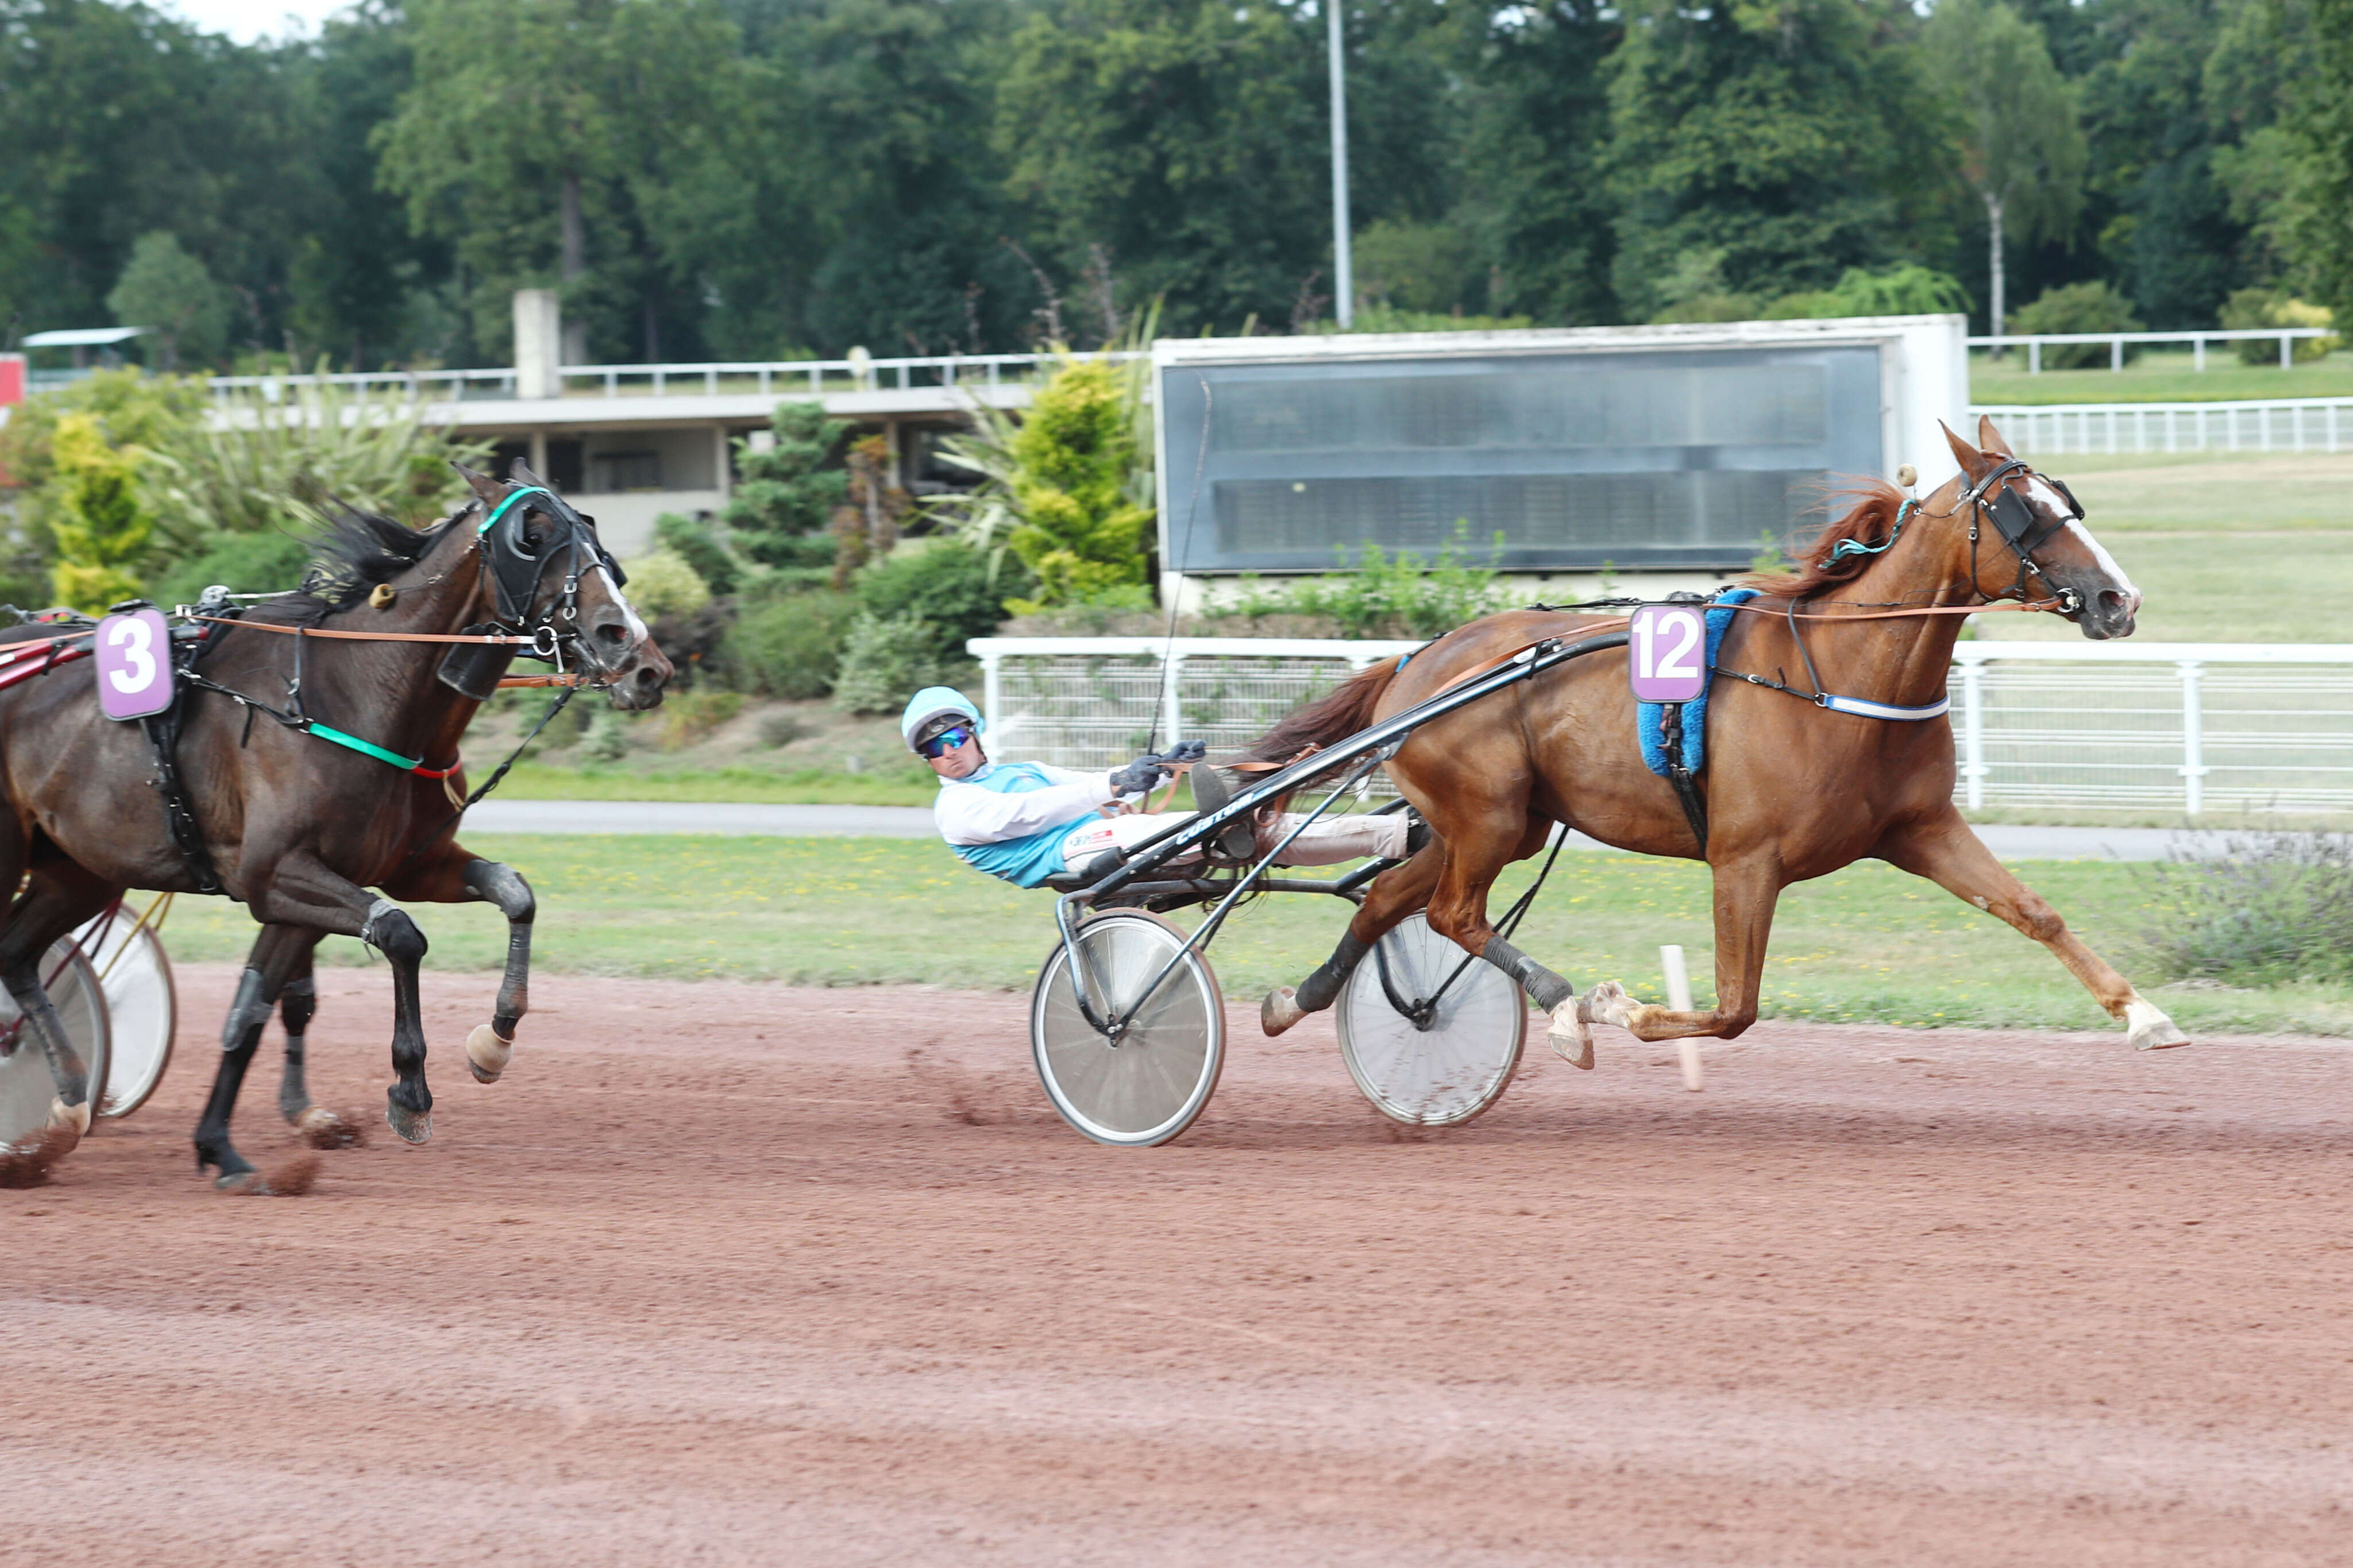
1661 944 1703 1092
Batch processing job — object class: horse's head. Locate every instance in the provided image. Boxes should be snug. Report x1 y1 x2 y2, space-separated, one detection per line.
456 461 675 708
1939 417 2140 641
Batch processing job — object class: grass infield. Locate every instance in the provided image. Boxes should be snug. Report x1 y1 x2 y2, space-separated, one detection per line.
146 834 2353 1037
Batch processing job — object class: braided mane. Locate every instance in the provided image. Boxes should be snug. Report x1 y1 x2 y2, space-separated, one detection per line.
1743 478 1915 601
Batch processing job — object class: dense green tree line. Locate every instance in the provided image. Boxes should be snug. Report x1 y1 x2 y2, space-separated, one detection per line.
0 0 2341 368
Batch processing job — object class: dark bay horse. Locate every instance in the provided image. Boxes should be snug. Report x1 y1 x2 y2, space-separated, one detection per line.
0 464 670 1187
1255 417 2190 1063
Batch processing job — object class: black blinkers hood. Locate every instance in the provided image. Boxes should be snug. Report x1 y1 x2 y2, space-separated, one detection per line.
475 484 627 625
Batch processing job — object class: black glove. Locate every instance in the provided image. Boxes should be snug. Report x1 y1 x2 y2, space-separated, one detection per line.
1108 741 1208 797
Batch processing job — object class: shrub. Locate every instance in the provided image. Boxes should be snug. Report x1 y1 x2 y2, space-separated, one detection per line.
654 512 740 596
723 403 847 566
1762 265 1971 321
758 713 811 748
149 530 317 611
659 689 745 750
2131 829 2353 986
1001 358 1154 612
2008 282 2144 368
2219 289 2338 365
830 610 940 715
1206 531 1506 639
854 540 1023 666
727 591 851 699
48 413 153 609
619 549 711 620
581 708 634 763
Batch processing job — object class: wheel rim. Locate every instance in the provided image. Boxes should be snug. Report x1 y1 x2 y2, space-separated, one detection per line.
76 918 175 1119
1338 913 1525 1126
0 944 112 1152
1032 912 1224 1146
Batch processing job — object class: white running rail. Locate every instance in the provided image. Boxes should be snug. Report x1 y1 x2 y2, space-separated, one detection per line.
1967 397 2353 455
970 636 2353 817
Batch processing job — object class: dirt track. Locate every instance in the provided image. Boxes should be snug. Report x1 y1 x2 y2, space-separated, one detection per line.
3 963 2351 1566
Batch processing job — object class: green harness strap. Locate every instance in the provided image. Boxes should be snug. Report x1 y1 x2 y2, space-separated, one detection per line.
306 721 423 773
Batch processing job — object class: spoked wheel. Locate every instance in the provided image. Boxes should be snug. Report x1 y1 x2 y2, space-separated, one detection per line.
1032 910 1224 1148
0 941 113 1153
1337 913 1526 1127
74 906 177 1119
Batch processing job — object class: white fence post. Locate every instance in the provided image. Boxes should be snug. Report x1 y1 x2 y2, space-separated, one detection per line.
2178 660 2206 816
1960 656 1987 810
1160 652 1186 745
980 650 1002 746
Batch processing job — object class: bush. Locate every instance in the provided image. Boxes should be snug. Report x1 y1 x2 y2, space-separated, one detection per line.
2219 289 2338 365
2132 830 2353 986
653 513 740 596
854 541 1024 665
1763 265 1972 321
727 591 851 699
758 713 811 748
2008 282 2144 368
1206 531 1506 639
149 530 317 611
830 610 943 716
1001 358 1154 612
723 403 847 566
619 549 711 620
659 689 744 750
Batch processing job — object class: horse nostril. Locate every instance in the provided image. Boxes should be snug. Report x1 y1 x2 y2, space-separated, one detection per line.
2099 589 2131 616
635 666 658 686
596 621 627 644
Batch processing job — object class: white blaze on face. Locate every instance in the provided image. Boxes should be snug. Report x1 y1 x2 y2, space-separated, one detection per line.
2027 475 2139 604
595 562 650 648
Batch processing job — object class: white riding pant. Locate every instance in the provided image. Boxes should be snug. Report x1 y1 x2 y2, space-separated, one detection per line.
1060 809 1409 872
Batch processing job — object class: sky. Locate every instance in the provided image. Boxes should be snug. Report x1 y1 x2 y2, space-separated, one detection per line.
158 0 353 45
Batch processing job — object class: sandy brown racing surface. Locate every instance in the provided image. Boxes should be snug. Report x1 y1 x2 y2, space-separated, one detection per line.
3 964 2351 1566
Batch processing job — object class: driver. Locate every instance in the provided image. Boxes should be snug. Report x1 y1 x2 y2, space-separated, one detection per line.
902 686 1410 887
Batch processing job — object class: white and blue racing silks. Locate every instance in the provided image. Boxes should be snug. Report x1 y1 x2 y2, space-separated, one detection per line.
933 760 1118 887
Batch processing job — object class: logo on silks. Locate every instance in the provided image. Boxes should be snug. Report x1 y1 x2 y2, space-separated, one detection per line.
1627 604 1708 704
96 607 174 720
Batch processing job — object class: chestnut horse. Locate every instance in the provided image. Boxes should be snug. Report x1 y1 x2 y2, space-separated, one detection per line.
1254 417 2190 1063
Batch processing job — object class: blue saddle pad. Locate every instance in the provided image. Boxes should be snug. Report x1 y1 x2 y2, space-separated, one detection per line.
1637 588 1758 779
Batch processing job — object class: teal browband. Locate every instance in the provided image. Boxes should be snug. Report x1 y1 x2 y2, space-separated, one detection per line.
479 485 551 535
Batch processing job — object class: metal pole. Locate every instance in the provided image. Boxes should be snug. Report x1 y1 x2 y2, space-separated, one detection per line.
1328 0 1352 329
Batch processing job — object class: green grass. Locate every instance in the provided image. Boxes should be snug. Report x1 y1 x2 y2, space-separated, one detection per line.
146 835 2353 1036
492 762 937 806
1972 348 2353 405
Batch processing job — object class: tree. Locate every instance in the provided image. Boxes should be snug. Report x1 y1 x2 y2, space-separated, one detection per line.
1001 358 1152 611
1926 0 2084 339
2277 0 2353 322
47 413 152 611
106 233 233 370
720 403 848 567
1603 0 1951 322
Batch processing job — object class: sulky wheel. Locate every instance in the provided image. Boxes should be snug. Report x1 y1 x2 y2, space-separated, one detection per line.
0 941 113 1154
1031 910 1224 1148
1337 913 1526 1127
74 911 176 1120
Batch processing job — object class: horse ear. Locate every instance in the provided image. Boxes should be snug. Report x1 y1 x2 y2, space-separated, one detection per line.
508 457 546 488
1939 420 1995 482
1976 414 2015 457
452 461 502 503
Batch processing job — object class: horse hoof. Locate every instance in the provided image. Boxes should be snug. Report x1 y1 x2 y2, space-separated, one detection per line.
1581 979 1638 1030
466 1024 514 1084
1261 987 1307 1037
2124 998 2190 1051
45 1098 91 1140
385 1104 433 1146
296 1106 365 1150
214 1168 265 1194
1548 1000 1595 1069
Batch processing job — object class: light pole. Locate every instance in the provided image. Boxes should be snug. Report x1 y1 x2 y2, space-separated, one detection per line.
1328 0 1352 328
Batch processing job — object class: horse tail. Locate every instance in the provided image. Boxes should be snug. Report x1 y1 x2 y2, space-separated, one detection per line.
1240 656 1406 765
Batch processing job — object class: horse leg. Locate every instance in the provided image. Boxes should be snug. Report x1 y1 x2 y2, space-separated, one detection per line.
1876 809 2189 1049
248 853 437 1144
1422 815 1601 1065
0 866 119 1142
268 930 360 1147
194 924 323 1188
1581 853 1788 1043
383 849 535 1084
1262 844 1442 1036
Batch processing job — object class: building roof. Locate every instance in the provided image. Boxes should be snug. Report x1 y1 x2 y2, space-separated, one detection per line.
22 326 149 348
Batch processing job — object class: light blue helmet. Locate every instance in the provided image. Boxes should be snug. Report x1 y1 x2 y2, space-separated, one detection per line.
901 686 985 752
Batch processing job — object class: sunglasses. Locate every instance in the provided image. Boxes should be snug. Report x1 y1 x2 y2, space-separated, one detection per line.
917 725 975 760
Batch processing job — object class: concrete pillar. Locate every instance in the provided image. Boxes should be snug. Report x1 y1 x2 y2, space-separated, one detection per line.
514 289 563 400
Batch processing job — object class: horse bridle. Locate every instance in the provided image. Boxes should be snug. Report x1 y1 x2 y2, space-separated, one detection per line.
1959 456 2088 617
473 484 637 674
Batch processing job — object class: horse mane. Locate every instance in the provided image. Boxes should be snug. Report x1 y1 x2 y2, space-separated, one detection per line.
1743 478 1912 601
233 500 470 627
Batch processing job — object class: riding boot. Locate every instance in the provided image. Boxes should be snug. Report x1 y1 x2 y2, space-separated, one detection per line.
1190 761 1259 862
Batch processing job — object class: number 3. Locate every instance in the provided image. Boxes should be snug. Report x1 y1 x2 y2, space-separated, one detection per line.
107 616 155 695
